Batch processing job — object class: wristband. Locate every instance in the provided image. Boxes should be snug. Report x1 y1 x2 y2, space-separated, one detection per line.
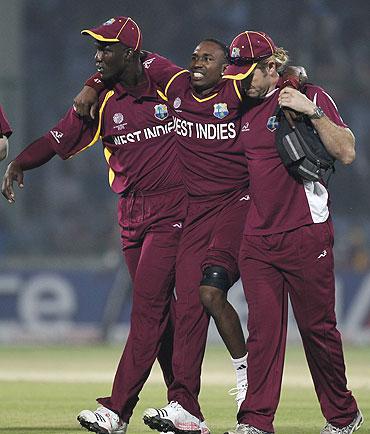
84 73 105 94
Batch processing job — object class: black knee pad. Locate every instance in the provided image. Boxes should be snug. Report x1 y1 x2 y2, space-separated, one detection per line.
200 266 231 292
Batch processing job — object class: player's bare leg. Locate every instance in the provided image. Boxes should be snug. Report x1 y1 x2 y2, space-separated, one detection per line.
200 284 245 358
200 282 248 409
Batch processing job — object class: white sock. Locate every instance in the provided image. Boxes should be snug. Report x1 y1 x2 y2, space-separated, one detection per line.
231 353 248 387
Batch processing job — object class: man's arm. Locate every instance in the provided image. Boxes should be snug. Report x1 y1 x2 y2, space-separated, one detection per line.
73 74 103 119
278 87 355 165
2 105 101 203
2 136 56 203
0 136 9 161
0 104 12 160
73 53 183 118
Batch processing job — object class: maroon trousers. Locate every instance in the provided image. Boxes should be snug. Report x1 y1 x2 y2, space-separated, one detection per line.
168 187 251 419
238 221 358 432
98 186 187 423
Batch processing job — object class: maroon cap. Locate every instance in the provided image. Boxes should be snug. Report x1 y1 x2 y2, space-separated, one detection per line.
223 31 276 80
81 16 142 50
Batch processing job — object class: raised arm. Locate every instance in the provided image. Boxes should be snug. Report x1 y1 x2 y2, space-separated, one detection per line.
73 73 103 119
278 87 355 165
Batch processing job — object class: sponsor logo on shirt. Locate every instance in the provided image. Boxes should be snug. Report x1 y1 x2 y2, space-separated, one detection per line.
266 115 279 132
143 57 155 69
174 97 182 109
317 249 327 259
50 130 63 143
213 103 229 119
172 222 183 228
239 195 250 201
241 122 250 132
154 104 169 120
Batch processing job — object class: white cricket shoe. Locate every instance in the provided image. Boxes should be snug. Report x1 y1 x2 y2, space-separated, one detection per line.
200 421 211 434
224 423 273 434
320 410 363 434
160 421 210 434
77 406 127 434
228 382 248 410
143 401 201 433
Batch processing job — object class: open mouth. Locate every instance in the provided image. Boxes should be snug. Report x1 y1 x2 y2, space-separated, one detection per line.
192 71 205 80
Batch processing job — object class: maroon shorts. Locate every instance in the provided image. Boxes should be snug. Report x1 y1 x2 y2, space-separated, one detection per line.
178 186 251 285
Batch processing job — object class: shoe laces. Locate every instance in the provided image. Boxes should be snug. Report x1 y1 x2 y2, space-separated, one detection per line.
322 423 342 434
168 401 183 411
321 422 354 434
321 410 363 434
231 424 270 434
94 406 120 428
95 406 113 419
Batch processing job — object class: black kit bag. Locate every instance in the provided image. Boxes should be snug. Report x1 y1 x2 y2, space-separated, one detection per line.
275 108 336 182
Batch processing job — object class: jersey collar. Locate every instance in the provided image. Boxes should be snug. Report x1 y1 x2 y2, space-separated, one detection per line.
114 69 158 100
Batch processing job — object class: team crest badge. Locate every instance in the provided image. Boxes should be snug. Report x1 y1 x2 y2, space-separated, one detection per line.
113 113 124 124
266 115 279 132
154 104 168 120
174 97 182 109
213 103 229 119
113 112 127 130
231 47 240 58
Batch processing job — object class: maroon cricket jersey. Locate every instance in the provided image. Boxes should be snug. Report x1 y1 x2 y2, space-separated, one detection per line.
240 81 347 235
44 61 182 195
143 54 249 197
0 104 12 137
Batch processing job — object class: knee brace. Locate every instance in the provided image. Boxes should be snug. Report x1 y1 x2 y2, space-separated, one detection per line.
200 266 231 292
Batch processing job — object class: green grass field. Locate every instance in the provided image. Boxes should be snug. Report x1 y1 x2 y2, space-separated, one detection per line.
0 344 369 434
